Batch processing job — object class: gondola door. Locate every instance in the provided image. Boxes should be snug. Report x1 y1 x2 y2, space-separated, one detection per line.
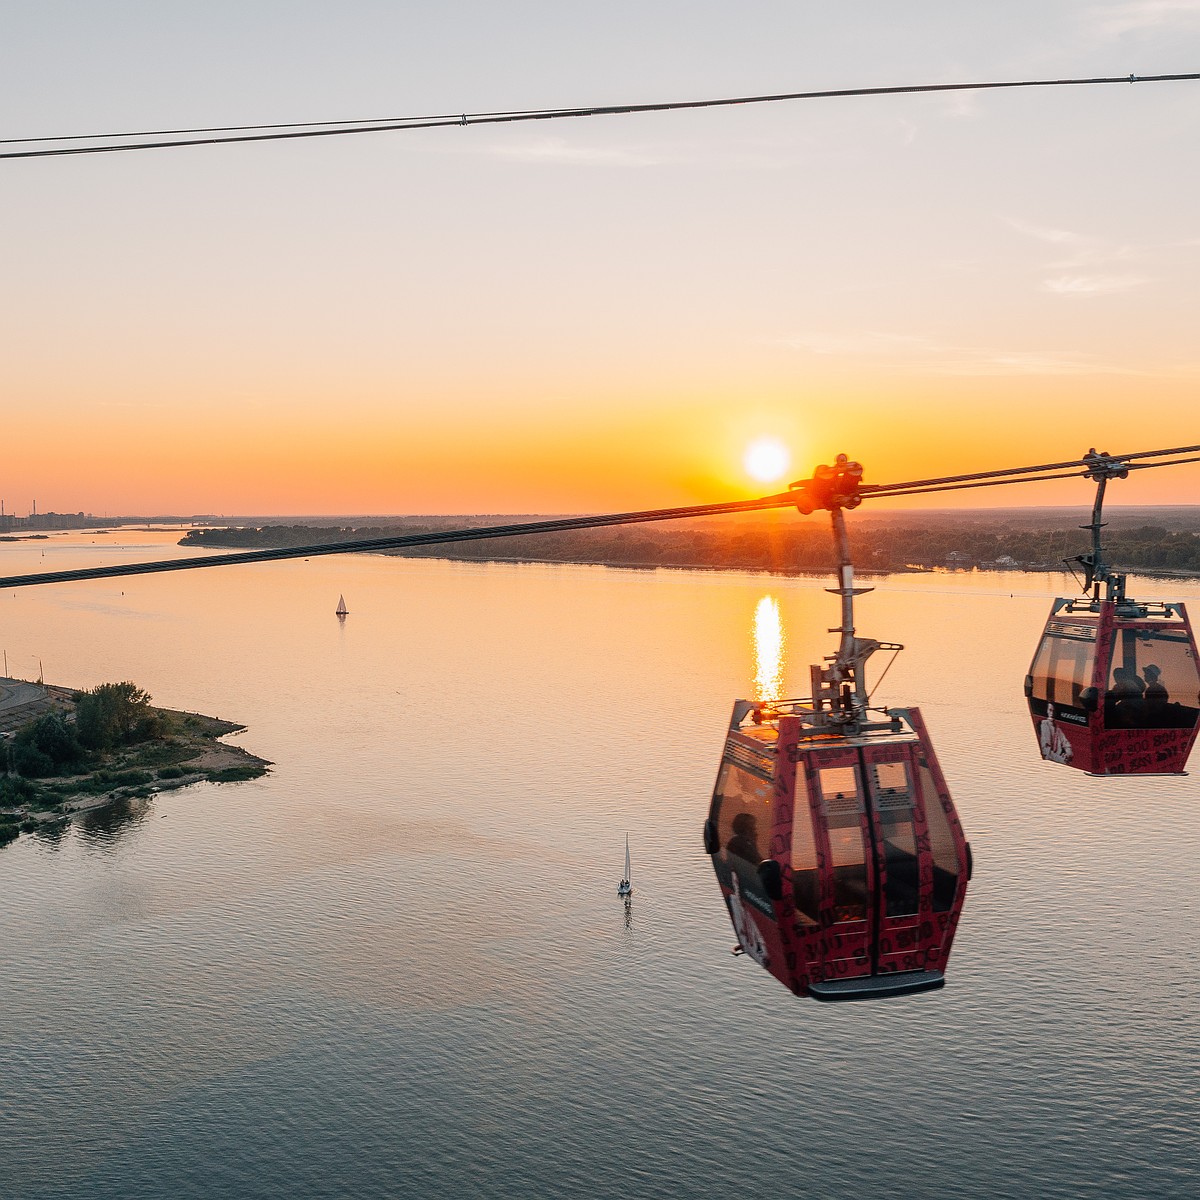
859 744 930 975
803 747 876 982
803 741 945 986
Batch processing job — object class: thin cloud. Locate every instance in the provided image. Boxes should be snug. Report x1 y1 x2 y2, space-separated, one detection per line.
1006 217 1142 271
1089 0 1200 37
784 331 931 356
1042 274 1150 295
488 137 662 167
1004 217 1084 246
927 351 1139 377
936 91 981 119
781 330 1145 376
484 137 799 171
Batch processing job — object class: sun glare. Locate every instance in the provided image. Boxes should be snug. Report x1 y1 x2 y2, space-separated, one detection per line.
744 437 791 484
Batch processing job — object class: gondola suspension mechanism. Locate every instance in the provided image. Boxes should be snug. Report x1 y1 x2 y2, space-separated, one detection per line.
1026 450 1200 775
704 457 969 1001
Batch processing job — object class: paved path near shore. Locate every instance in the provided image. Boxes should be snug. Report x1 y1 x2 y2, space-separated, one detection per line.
0 678 70 735
0 679 47 711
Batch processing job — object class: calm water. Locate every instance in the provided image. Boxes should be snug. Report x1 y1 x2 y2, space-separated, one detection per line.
2 531 1198 1199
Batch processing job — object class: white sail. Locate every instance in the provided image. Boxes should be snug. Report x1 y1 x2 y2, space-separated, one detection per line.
617 833 632 896
335 594 348 615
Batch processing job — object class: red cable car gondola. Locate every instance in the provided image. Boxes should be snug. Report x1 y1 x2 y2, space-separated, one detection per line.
704 459 971 1000
1026 451 1200 775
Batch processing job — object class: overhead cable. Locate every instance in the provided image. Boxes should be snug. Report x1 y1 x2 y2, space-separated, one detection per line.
2 71 1197 161
1 444 1197 591
859 443 1200 498
0 493 796 590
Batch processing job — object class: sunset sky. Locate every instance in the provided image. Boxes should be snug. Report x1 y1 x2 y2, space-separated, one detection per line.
4 3 1200 515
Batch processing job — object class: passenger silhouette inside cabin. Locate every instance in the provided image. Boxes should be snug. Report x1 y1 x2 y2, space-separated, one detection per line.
726 812 761 865
1109 666 1145 727
1143 663 1169 723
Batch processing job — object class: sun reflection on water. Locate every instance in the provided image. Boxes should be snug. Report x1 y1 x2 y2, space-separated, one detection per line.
753 595 785 701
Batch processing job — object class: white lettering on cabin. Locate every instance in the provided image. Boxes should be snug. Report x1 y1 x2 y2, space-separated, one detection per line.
729 874 769 967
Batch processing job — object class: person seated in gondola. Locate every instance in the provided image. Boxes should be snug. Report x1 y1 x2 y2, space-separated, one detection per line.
1109 666 1145 726
1143 663 1169 725
724 812 770 905
726 812 762 865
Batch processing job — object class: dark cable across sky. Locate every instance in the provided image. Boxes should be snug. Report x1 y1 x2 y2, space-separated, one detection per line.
2 71 1197 161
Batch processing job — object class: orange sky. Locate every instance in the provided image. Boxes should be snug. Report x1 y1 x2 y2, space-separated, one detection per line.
3 4 1199 515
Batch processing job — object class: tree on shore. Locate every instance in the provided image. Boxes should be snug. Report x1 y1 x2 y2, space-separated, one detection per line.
12 712 85 776
73 682 163 753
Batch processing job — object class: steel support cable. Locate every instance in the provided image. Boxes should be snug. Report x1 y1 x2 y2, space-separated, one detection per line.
0 112 472 146
856 454 1200 501
856 443 1200 498
1125 453 1200 472
0 444 1196 591
3 71 1198 161
861 468 1095 501
0 493 798 590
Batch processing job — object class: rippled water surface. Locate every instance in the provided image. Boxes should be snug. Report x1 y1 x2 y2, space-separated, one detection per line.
2 531 1198 1198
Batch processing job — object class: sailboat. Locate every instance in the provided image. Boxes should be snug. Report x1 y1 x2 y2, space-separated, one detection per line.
335 594 349 617
617 835 632 897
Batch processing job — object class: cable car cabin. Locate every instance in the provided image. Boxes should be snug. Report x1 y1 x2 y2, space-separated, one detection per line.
1026 598 1200 775
704 701 971 1002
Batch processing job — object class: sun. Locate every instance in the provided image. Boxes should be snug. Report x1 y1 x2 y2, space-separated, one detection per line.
744 437 791 484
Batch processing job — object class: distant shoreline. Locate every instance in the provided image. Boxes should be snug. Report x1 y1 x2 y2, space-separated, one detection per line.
390 549 1200 582
179 522 1200 583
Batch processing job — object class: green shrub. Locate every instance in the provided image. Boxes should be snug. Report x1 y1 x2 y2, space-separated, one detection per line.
69 769 155 796
128 739 193 769
157 766 186 779
205 766 265 784
0 775 35 805
12 712 84 776
74 683 161 752
13 743 55 777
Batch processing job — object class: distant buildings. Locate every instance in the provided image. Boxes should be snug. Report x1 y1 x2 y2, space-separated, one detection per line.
0 511 98 533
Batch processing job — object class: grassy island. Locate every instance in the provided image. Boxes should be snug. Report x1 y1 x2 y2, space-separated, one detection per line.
0 680 270 849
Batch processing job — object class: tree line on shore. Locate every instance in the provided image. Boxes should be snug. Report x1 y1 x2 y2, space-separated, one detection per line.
180 520 1200 574
3 682 161 781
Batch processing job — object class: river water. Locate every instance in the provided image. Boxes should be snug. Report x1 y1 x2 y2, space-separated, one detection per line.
2 530 1197 1199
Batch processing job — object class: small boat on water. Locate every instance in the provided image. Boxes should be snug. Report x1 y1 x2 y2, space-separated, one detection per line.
617 835 632 897
335 594 349 617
